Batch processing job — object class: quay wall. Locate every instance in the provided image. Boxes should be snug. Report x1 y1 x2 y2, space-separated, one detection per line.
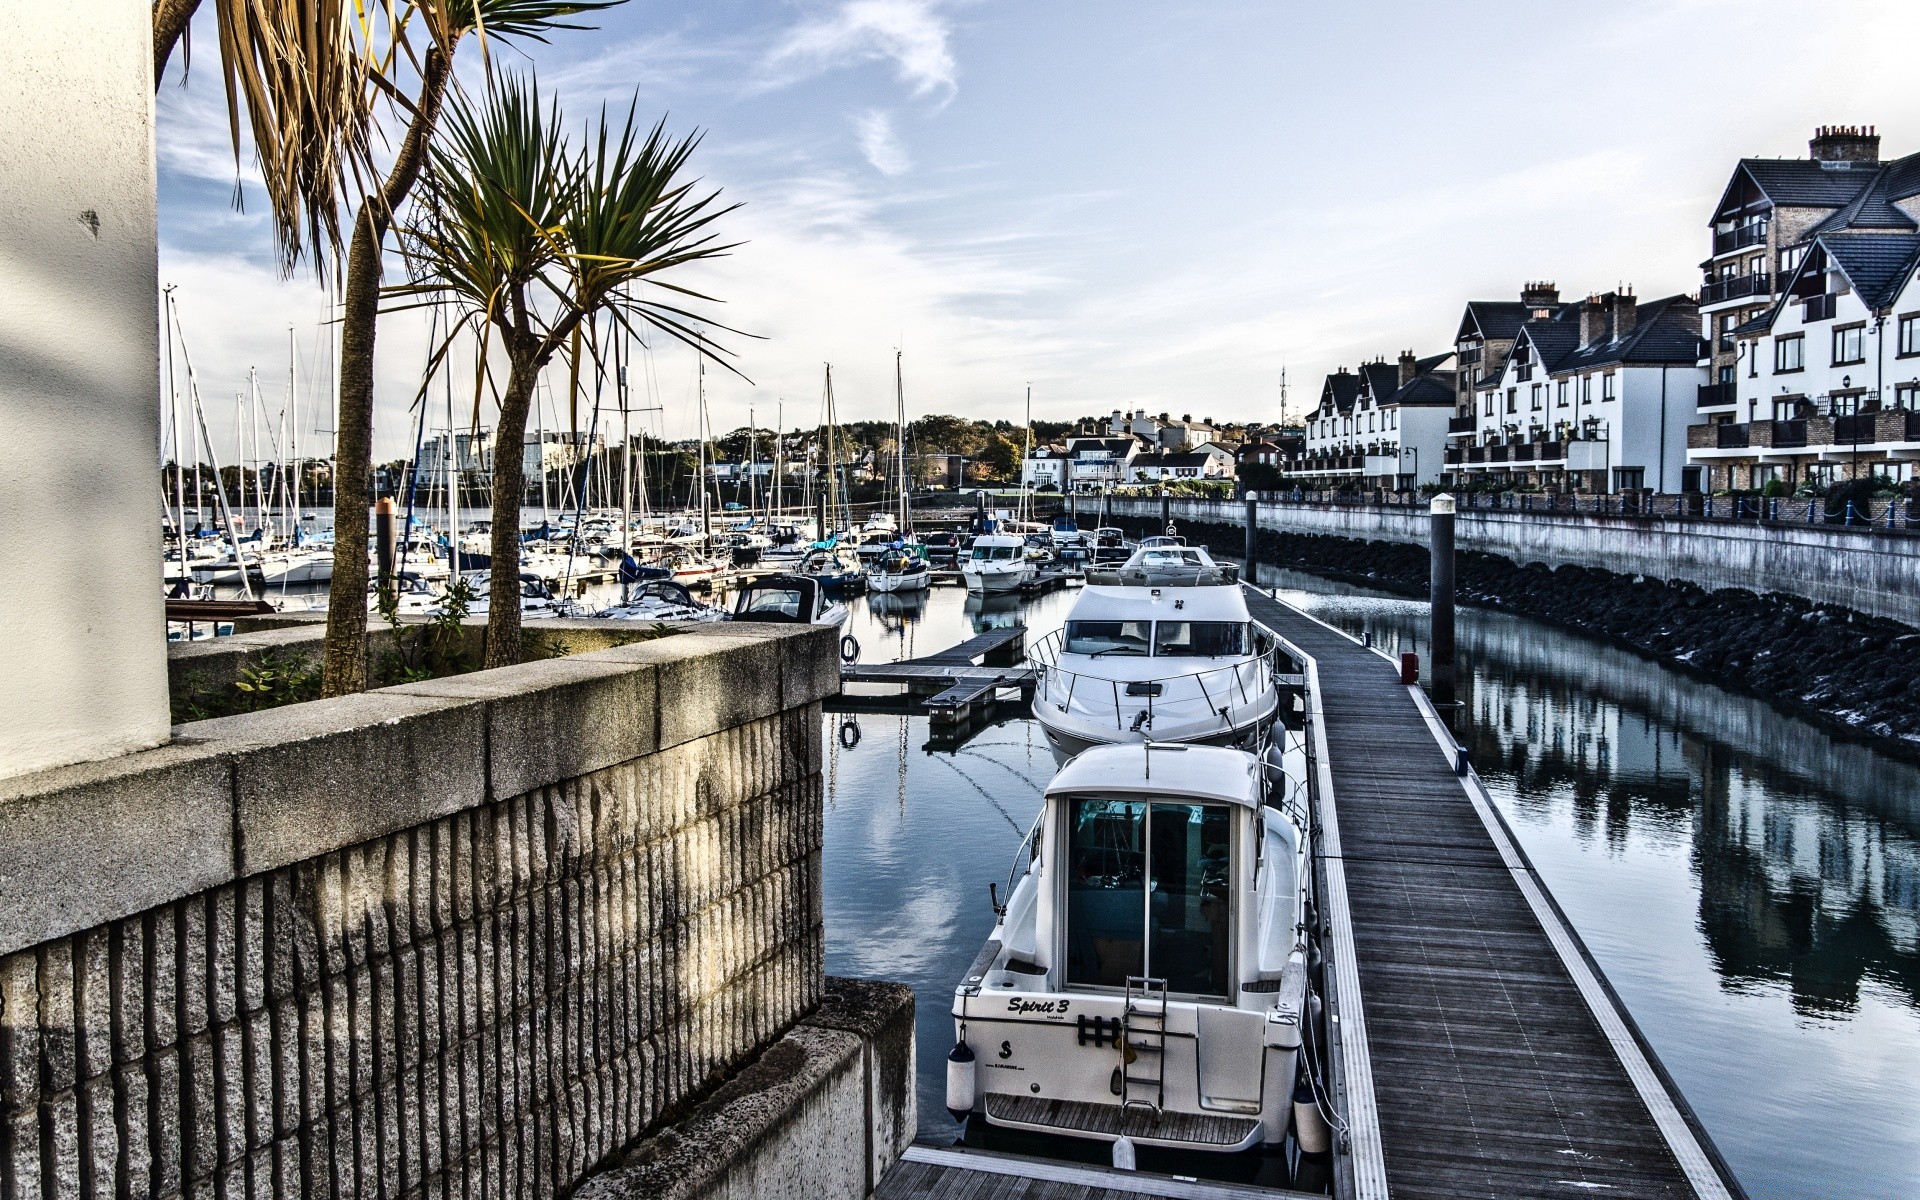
0 623 870 1200
1106 496 1920 627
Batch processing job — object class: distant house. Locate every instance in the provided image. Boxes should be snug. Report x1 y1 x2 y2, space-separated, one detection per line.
1020 446 1069 489
1063 437 1146 489
1129 441 1236 482
1297 352 1455 488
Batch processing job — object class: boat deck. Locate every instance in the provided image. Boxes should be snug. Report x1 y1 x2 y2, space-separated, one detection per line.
1241 587 1743 1200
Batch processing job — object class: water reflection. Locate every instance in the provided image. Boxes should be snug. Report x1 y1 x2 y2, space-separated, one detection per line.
1266 570 1920 1197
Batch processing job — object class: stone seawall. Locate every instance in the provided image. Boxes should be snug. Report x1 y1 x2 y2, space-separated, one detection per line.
1106 496 1920 628
0 623 845 1200
1108 511 1920 757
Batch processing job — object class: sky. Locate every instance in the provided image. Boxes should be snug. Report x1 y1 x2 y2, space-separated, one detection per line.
156 0 1920 460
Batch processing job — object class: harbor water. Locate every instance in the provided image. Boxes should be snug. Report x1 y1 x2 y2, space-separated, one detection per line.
819 573 1920 1199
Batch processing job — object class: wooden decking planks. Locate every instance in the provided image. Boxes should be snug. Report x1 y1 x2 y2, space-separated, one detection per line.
1242 588 1740 1200
877 1146 1318 1200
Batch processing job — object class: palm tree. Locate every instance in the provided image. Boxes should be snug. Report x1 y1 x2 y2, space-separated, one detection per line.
152 1 617 696
391 74 744 668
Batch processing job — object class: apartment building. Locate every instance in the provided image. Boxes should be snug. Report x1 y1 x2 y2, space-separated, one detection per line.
1689 126 1920 491
1451 291 1706 492
1296 352 1455 488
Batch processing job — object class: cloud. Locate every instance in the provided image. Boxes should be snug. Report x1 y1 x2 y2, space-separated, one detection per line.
853 109 911 175
762 0 957 99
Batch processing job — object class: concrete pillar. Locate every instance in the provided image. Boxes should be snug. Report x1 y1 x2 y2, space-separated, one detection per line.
1429 493 1456 712
0 0 166 779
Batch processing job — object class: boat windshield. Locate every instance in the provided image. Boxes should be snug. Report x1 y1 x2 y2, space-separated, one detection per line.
1065 620 1151 656
1065 797 1231 996
1138 548 1205 571
739 587 806 619
1153 621 1248 657
971 545 1019 561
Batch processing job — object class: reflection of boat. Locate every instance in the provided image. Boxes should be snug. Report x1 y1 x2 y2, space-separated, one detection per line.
961 534 1034 593
963 591 1022 631
946 742 1309 1156
867 588 928 619
730 574 849 629
1030 551 1279 761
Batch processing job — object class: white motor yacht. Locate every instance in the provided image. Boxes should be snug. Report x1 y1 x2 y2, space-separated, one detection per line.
961 534 1035 594
946 742 1310 1156
1030 547 1279 761
593 580 726 623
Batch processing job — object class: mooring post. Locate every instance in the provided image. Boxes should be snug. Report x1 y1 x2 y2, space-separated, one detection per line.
1243 490 1258 587
1160 489 1172 536
1430 492 1456 714
816 491 829 542
375 496 397 602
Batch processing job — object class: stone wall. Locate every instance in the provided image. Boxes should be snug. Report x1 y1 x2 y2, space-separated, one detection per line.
1106 495 1920 627
0 624 840 1200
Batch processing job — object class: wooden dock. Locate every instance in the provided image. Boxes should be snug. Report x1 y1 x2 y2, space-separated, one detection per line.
840 624 1037 733
878 1146 1320 1200
1241 586 1744 1200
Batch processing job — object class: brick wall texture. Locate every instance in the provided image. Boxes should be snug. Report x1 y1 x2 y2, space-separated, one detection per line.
0 702 824 1200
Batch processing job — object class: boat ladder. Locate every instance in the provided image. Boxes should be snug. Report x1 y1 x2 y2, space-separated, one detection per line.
1121 975 1169 1116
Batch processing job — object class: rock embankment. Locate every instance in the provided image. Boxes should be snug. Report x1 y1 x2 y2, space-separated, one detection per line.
1123 517 1920 755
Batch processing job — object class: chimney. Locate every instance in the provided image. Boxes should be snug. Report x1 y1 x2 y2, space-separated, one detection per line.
1398 349 1418 386
1579 294 1609 346
1520 280 1560 308
1182 413 1192 424
1810 125 1879 163
1607 291 1638 341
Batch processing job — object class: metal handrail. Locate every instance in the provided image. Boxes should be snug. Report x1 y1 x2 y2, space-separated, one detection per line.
1029 628 1282 734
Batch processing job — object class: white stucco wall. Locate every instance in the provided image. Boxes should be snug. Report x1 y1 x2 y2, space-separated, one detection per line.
0 0 168 778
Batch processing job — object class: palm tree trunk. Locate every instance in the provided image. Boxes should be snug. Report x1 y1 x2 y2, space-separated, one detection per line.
153 0 202 87
320 45 451 697
486 356 540 669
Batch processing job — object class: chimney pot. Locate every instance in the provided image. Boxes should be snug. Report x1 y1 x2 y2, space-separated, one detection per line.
1810 124 1880 163
1520 280 1560 307
1607 292 1638 341
1398 350 1419 386
1579 295 1609 347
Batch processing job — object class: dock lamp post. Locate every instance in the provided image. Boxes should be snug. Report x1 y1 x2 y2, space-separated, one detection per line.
1429 493 1457 715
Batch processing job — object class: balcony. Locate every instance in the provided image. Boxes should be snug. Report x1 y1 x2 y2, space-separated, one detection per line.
1448 415 1477 434
1489 444 1510 463
1803 294 1837 322
1466 447 1487 464
1700 273 1771 305
1697 381 1738 409
1512 443 1536 462
1713 223 1768 255
1769 419 1808 449
1717 423 1750 449
1444 447 1464 466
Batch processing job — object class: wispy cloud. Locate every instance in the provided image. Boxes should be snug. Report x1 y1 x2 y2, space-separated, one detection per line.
762 0 957 99
853 109 911 175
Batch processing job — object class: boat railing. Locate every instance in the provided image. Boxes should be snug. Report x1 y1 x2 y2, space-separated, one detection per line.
1028 628 1282 735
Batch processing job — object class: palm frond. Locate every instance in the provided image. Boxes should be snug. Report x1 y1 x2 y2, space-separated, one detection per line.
212 0 377 273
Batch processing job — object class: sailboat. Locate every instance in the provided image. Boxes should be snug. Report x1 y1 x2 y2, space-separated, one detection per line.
866 351 931 595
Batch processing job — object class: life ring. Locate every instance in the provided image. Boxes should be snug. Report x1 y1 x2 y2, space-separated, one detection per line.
840 634 860 662
838 719 862 749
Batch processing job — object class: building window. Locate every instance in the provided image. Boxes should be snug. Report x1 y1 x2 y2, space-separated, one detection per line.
1772 396 1802 420
1775 334 1804 373
1899 313 1920 357
1897 383 1920 410
1483 394 1494 416
1531 384 1543 411
1557 381 1569 407
1833 323 1865 366
1517 360 1534 382
1581 375 1592 404
1753 464 1783 488
1505 387 1517 413
1602 373 1617 402
1779 244 1807 275
1612 466 1645 492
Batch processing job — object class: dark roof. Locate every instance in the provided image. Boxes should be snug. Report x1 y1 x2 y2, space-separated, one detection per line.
1066 438 1138 456
1138 451 1218 469
1551 296 1706 372
1817 231 1920 308
1358 362 1400 404
1808 164 1920 235
1729 158 1883 210
1320 371 1361 414
1459 301 1530 342
1385 374 1455 407
1518 321 1582 373
1415 351 1453 374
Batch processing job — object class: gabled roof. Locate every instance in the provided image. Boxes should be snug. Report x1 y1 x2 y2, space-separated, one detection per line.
1722 158 1881 213
1517 321 1582 373
1065 437 1139 456
1551 296 1706 372
1320 371 1361 414
1807 164 1920 235
1817 231 1920 309
1458 301 1530 343
1358 362 1399 404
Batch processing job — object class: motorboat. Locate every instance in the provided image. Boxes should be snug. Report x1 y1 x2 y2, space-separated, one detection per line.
799 545 864 595
729 574 849 629
1087 542 1235 588
1089 527 1131 567
865 544 931 594
945 742 1310 1156
1028 551 1279 760
961 534 1034 594
921 531 963 566
1050 514 1086 550
593 579 726 623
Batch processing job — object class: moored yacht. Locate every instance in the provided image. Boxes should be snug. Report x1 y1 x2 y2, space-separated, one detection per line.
865 544 931 593
961 533 1034 593
1029 545 1278 760
946 742 1310 1156
729 574 849 629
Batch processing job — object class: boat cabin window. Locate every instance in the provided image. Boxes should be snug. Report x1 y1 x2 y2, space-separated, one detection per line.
971 545 1019 561
1138 549 1203 570
1065 620 1152 656
1065 797 1232 997
738 587 806 620
1153 621 1248 657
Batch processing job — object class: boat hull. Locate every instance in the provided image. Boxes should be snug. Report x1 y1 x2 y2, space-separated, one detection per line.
865 569 930 594
961 566 1030 593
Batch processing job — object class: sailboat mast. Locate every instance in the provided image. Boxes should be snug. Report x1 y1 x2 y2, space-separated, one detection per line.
619 339 632 555
444 318 459 576
697 346 711 543
163 286 189 570
248 367 263 538
1022 384 1033 524
287 327 300 538
896 351 910 536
